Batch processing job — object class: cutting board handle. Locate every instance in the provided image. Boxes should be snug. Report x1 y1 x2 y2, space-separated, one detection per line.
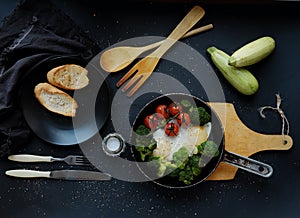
206 102 293 181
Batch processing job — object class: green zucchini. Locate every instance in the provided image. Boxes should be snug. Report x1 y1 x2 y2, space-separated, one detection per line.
207 46 259 95
228 36 275 67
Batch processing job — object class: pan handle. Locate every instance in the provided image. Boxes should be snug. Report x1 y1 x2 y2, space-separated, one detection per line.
223 151 273 178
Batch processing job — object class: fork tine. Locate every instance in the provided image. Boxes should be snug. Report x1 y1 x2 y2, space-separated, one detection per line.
116 66 138 87
75 156 89 162
127 74 150 97
75 156 90 162
74 156 86 160
75 158 91 166
75 162 90 166
121 74 142 93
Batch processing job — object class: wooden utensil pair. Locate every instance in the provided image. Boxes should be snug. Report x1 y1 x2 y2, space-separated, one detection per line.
100 6 209 97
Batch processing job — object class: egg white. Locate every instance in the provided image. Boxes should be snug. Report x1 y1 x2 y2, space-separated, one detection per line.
152 122 211 161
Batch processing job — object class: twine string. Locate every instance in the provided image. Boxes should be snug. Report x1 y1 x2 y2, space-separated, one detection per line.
258 94 290 144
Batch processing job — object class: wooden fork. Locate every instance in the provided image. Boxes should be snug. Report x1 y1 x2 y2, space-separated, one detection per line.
116 5 205 97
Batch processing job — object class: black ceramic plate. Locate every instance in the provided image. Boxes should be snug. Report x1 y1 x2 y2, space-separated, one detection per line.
20 56 110 145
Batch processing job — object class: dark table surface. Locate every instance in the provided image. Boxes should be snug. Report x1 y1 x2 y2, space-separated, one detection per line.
1 0 300 217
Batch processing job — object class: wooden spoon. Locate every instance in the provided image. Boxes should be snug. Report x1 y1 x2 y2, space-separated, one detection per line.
100 24 213 73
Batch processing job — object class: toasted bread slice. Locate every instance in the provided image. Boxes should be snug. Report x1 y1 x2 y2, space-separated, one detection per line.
47 64 89 90
34 83 78 117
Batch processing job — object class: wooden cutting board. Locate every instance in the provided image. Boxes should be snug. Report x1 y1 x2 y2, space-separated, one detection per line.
205 102 293 181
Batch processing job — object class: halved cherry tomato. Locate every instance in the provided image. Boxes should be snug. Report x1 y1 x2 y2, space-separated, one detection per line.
167 102 182 116
144 113 164 130
176 112 191 128
155 104 169 119
164 122 179 137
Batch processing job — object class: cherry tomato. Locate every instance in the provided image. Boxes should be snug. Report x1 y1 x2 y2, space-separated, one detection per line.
144 113 164 130
155 104 169 119
164 122 179 137
167 102 183 116
176 112 191 128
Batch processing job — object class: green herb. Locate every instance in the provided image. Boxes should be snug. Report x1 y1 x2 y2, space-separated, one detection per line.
189 107 211 125
135 125 156 161
197 140 220 157
135 125 151 135
173 147 189 167
181 99 192 108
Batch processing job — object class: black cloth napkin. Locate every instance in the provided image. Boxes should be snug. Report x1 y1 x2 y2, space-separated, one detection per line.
0 0 100 157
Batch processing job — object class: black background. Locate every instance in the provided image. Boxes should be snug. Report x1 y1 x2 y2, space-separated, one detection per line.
0 0 300 217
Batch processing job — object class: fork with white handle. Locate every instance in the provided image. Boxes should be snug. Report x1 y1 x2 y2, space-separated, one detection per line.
8 154 91 166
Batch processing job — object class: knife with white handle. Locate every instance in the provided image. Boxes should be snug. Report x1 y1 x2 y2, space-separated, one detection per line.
5 169 111 181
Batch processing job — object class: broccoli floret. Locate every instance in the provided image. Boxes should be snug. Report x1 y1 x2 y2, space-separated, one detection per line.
135 131 153 147
146 149 204 185
173 147 189 167
178 165 194 185
135 125 151 135
171 149 204 185
148 147 189 178
148 142 156 150
168 167 181 178
180 99 192 108
135 142 156 161
147 156 178 177
164 161 178 176
197 140 220 157
177 154 204 185
147 156 170 177
135 125 156 161
188 155 202 177
189 107 211 125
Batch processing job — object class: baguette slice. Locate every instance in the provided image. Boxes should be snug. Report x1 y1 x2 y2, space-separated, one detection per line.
34 83 78 117
47 64 89 90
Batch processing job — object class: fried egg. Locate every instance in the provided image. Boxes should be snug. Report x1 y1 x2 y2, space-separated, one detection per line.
152 122 211 161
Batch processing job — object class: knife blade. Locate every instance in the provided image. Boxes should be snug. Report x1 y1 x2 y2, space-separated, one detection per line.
5 169 111 181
